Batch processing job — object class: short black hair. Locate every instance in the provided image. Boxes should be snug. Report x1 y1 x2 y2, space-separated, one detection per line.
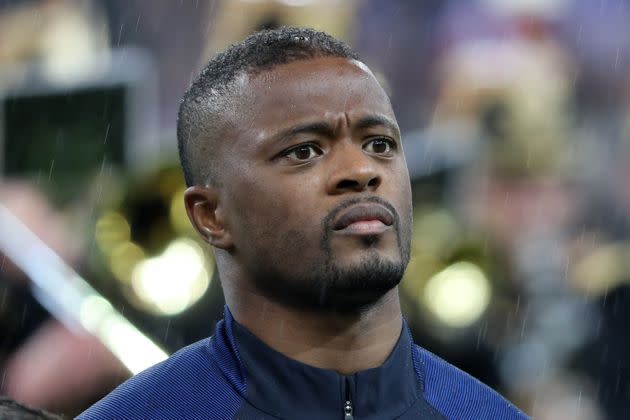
0 397 64 420
177 26 359 187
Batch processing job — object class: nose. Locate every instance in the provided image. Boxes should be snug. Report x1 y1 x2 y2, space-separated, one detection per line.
326 142 382 194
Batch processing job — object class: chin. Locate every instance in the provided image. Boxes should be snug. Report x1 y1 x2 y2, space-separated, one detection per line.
316 254 406 312
251 247 408 314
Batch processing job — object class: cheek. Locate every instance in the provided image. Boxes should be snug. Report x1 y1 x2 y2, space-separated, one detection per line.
390 163 412 207
226 173 323 242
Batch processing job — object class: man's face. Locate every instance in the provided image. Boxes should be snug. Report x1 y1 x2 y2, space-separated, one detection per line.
218 57 412 312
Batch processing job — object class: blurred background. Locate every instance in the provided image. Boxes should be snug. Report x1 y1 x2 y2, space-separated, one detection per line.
0 0 629 418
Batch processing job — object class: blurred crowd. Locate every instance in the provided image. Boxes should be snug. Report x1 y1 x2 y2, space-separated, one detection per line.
0 0 629 418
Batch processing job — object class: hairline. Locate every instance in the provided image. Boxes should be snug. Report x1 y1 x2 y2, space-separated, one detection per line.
189 56 378 188
178 28 363 187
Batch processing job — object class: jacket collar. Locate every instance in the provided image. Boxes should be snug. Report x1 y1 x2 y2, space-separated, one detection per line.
218 306 425 419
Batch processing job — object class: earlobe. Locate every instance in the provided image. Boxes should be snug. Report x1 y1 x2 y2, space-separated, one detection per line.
184 186 233 249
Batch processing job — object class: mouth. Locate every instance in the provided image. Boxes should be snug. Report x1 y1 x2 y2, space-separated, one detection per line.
332 203 394 236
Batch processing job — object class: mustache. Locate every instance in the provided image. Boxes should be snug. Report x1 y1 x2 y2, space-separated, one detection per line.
322 196 400 232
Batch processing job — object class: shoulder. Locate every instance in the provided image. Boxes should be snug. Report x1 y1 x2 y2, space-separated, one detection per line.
414 345 530 420
79 338 243 420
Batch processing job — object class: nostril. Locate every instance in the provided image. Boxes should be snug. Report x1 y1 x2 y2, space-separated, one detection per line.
336 179 360 190
367 177 380 188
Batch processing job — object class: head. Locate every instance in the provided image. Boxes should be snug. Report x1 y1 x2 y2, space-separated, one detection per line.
180 27 413 314
0 397 64 420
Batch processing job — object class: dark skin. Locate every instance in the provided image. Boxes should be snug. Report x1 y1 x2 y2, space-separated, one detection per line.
185 57 413 374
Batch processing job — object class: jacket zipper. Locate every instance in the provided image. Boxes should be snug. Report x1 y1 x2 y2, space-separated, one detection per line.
343 377 354 420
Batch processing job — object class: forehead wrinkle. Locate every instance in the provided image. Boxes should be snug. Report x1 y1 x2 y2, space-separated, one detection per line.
332 113 347 137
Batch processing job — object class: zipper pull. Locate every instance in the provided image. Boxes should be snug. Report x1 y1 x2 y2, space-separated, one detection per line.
343 400 354 420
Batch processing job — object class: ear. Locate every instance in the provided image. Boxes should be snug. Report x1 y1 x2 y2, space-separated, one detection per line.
184 186 233 249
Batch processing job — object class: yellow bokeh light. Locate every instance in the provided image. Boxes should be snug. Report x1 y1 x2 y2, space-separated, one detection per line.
95 211 131 256
109 242 146 284
169 187 194 235
131 238 211 315
423 261 491 328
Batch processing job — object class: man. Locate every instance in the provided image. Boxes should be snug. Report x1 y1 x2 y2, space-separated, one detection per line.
81 27 529 419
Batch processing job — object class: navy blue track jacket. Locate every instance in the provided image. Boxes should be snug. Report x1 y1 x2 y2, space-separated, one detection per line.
80 308 529 419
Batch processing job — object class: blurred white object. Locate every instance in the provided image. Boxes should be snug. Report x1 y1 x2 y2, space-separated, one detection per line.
0 203 168 374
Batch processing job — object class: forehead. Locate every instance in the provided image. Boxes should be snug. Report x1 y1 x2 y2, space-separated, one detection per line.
232 57 395 138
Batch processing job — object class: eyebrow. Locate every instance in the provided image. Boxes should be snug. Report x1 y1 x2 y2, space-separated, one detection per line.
268 114 400 147
280 121 336 140
354 115 400 138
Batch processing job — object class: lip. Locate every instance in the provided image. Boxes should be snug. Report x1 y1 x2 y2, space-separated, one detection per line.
333 203 394 234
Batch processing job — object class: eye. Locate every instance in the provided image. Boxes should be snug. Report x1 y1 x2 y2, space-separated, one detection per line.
283 144 323 161
363 138 396 156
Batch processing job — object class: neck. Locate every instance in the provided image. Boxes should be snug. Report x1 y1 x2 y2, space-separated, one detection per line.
223 280 403 375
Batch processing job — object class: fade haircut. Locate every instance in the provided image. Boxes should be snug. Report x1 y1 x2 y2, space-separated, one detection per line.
177 27 359 187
